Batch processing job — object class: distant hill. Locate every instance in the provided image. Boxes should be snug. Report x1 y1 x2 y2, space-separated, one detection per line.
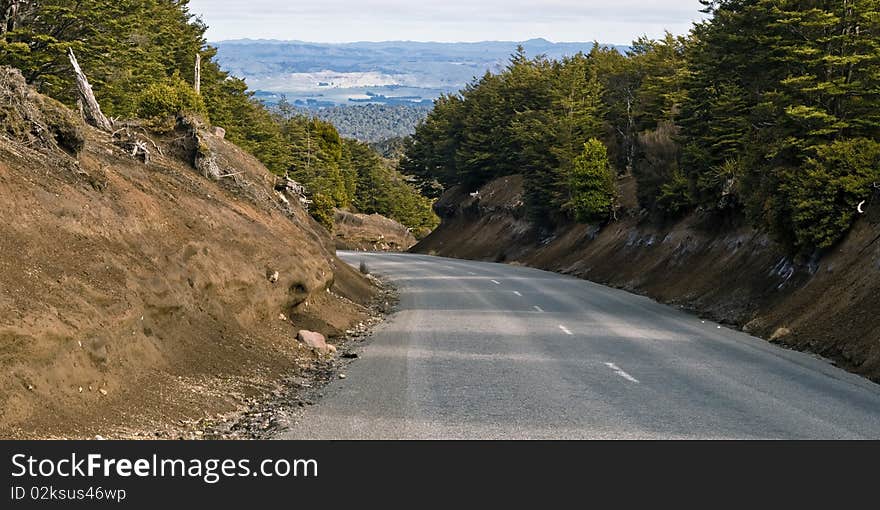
214 39 627 107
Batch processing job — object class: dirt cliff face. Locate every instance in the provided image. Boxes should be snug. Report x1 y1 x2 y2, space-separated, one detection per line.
332 209 417 252
0 68 376 438
414 174 880 382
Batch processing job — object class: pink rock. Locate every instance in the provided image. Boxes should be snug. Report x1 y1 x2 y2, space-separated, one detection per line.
297 330 335 354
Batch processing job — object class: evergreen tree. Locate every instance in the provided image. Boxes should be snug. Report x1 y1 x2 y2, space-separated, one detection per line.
345 139 439 237
567 139 617 222
400 93 464 197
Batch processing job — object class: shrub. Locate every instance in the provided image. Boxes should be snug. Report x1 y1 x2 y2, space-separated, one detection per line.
136 77 207 121
655 170 693 218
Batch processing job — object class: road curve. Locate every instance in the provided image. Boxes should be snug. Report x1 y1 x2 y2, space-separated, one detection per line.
280 252 880 439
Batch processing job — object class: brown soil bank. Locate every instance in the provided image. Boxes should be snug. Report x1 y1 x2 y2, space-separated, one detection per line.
414 174 880 382
333 208 416 252
0 67 376 438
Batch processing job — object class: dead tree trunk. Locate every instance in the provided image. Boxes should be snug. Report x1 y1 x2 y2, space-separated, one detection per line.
67 47 112 131
194 53 201 95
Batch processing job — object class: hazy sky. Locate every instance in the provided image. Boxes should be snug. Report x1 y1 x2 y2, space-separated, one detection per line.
188 1 707 45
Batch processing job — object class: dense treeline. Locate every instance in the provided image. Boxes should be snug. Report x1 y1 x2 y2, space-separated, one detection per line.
0 0 436 233
402 0 880 253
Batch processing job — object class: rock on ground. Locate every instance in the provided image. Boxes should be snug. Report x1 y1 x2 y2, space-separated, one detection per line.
297 330 337 355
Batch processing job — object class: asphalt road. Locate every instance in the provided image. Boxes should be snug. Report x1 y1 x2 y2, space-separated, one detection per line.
281 252 880 439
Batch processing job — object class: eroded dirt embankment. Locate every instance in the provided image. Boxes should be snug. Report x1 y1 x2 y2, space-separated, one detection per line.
0 67 376 438
413 174 880 382
332 208 417 252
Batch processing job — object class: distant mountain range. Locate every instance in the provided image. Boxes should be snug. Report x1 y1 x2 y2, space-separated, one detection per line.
213 39 628 108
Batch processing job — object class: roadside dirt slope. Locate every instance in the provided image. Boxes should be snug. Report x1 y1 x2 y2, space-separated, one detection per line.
414 174 880 382
0 67 376 438
333 208 416 252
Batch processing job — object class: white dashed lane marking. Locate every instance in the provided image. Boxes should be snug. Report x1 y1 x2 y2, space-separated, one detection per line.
491 280 501 285
559 325 573 335
604 362 640 384
534 306 544 313
513 291 523 297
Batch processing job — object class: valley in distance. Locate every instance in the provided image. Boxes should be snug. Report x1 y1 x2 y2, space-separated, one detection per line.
214 38 627 141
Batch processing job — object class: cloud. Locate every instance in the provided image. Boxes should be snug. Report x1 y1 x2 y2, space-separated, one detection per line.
188 0 707 44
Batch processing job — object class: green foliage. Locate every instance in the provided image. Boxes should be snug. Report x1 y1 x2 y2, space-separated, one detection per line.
567 140 617 222
0 1 301 179
784 139 880 249
404 1 880 251
291 103 431 143
399 93 464 198
200 67 293 176
345 139 439 237
370 136 408 160
281 115 351 222
634 121 681 213
0 0 208 117
10 1 880 251
655 170 693 218
681 0 880 250
404 46 610 225
1 0 439 238
308 192 336 231
0 0 299 174
136 76 207 120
